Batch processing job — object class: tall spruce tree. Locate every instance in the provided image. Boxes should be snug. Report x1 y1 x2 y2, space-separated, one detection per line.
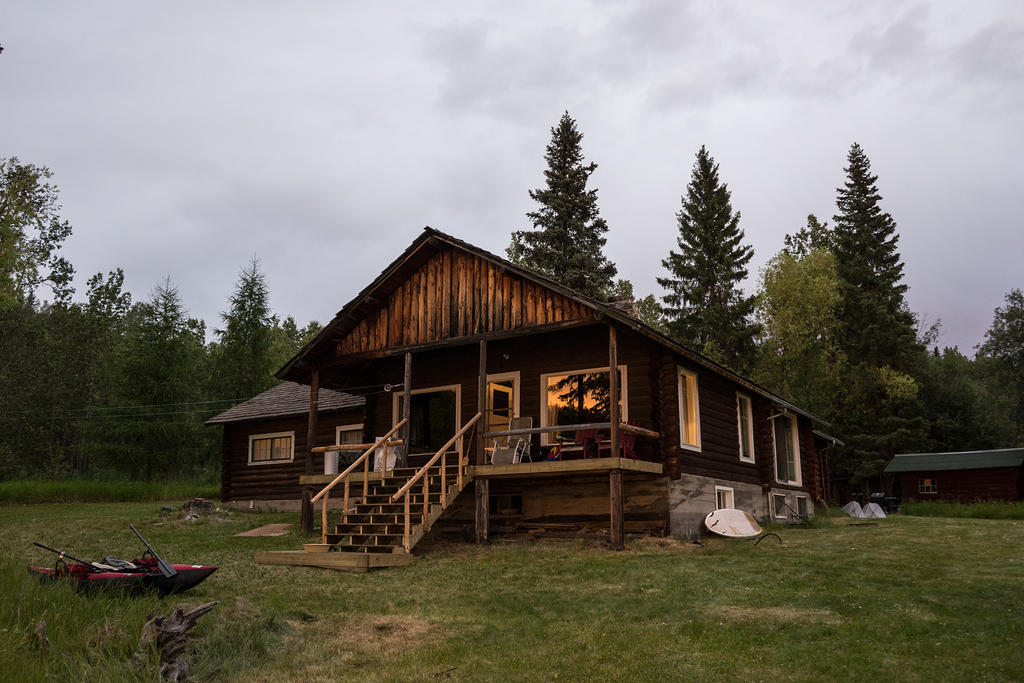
658 146 758 370
832 143 918 369
214 257 276 401
828 143 925 496
508 112 617 299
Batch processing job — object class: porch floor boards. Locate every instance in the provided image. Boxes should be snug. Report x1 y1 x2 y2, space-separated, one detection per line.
470 457 663 479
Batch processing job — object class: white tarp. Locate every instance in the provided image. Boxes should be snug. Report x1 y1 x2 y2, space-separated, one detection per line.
862 502 887 519
842 501 866 518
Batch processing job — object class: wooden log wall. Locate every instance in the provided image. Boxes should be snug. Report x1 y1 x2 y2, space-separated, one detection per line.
336 249 596 355
220 408 365 501
899 467 1022 503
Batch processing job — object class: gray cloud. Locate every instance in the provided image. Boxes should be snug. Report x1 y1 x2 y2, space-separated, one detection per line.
0 0 1021 354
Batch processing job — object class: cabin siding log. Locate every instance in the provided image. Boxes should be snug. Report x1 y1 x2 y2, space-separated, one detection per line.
219 408 366 502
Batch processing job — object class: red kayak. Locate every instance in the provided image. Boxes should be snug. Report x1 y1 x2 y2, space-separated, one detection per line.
29 525 217 596
27 557 218 595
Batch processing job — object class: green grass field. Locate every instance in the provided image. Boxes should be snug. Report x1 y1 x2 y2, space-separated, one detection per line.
1 502 1021 681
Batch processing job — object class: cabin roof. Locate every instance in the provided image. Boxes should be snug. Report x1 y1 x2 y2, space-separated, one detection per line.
277 227 828 426
885 448 1024 473
205 381 364 425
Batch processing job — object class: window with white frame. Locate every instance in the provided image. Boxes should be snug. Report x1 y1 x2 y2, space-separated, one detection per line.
677 368 700 450
771 413 801 485
392 385 461 454
736 393 755 463
248 431 294 465
715 486 734 510
540 366 627 445
772 493 788 519
918 478 937 494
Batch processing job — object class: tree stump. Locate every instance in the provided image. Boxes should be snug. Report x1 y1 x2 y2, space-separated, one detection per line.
134 601 218 681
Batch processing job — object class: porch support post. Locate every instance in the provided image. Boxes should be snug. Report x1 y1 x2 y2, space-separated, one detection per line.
610 469 624 550
400 352 412 468
608 324 620 458
475 478 489 544
475 339 489 543
300 369 319 534
477 339 487 465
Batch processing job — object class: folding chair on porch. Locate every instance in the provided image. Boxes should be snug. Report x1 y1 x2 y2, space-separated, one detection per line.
490 416 533 465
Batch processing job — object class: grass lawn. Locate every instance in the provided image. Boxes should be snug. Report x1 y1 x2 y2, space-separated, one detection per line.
1 503 1021 682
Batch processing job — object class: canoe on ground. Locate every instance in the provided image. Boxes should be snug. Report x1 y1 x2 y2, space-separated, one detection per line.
704 508 762 538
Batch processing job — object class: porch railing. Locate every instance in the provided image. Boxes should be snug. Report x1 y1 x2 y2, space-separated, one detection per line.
309 418 407 545
481 421 661 457
390 412 482 552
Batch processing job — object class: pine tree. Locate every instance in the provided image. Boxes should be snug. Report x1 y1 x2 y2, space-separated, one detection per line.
508 112 617 299
827 143 925 497
832 143 918 369
214 257 276 401
657 146 758 369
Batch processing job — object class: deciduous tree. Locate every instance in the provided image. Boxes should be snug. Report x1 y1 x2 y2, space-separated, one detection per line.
0 158 74 308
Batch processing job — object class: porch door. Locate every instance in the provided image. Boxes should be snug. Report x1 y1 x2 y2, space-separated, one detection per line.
485 381 515 452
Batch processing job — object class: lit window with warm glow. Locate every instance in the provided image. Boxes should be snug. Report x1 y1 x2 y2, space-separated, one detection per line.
540 366 626 444
678 368 700 449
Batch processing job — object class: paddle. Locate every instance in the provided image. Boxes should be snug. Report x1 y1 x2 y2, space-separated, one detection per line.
129 524 177 578
33 541 99 569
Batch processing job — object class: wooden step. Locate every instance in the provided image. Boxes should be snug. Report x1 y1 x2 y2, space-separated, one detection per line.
254 550 413 572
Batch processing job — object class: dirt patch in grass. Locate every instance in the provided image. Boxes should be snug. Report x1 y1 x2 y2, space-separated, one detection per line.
629 535 703 553
709 605 841 625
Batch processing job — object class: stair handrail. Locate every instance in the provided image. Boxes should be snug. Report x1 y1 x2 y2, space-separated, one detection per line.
391 412 482 551
310 418 407 545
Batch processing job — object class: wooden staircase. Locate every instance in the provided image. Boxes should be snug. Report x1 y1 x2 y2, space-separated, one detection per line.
255 413 480 573
326 464 465 554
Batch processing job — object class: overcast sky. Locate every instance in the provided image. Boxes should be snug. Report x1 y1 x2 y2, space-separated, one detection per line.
2 1 1021 353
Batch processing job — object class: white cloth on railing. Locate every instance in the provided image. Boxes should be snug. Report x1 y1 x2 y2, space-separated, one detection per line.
373 443 399 472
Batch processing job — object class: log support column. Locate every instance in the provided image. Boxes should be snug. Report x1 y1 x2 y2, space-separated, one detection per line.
608 324 620 459
300 370 319 534
608 325 623 550
610 469 624 550
400 352 412 468
475 339 488 543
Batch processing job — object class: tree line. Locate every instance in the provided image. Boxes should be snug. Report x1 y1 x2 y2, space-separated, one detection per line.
0 158 319 480
509 113 1023 496
2 116 1022 492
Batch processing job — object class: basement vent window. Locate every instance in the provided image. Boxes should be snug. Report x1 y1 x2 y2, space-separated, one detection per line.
489 494 523 516
772 494 788 519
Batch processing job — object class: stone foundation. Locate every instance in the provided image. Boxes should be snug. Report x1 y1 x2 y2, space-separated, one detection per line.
668 474 771 539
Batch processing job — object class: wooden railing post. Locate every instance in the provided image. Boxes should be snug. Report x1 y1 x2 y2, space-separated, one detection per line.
342 480 350 525
422 475 429 526
321 489 329 545
440 450 448 506
403 494 411 551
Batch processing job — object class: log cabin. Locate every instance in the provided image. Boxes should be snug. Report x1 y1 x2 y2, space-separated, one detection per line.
885 448 1024 503
218 228 840 571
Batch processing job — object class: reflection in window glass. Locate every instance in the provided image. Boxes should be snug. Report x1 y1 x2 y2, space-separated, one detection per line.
545 369 622 442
